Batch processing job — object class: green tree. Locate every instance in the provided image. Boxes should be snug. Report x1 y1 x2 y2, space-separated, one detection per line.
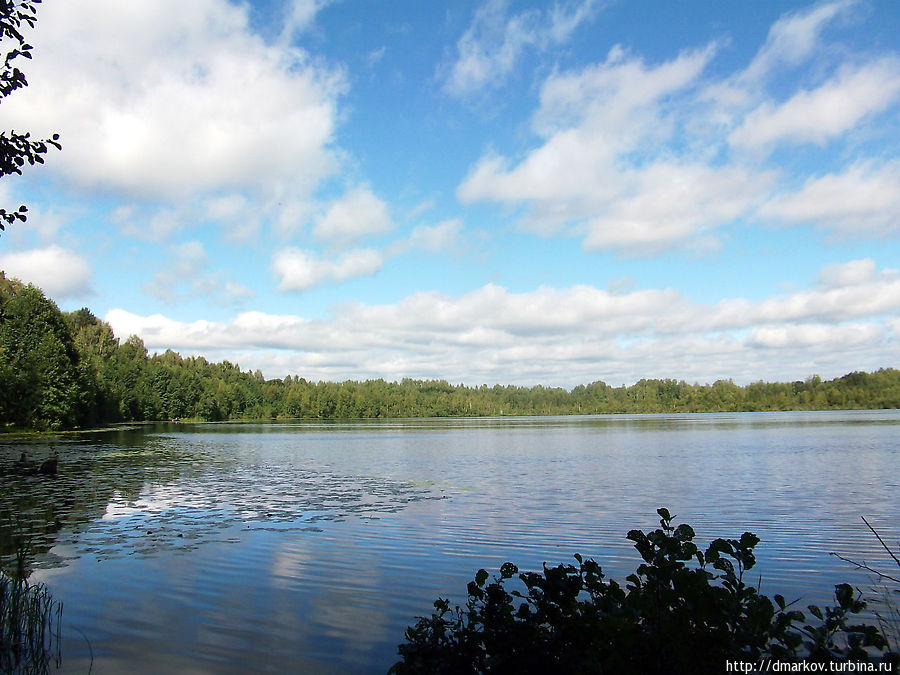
0 277 88 429
67 307 121 422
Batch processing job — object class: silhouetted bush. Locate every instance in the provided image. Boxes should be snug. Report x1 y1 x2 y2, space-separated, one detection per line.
391 509 898 674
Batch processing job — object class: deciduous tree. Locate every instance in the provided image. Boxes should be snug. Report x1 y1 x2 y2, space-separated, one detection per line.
0 0 60 234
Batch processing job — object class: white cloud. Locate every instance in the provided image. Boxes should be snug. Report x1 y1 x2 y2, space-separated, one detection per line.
143 241 209 303
105 260 900 387
815 259 878 288
0 245 92 299
204 193 263 242
223 280 256 302
313 187 393 245
457 45 778 254
707 269 900 329
206 194 253 222
271 198 316 238
460 46 716 206
0 0 345 208
141 241 256 306
104 309 221 348
729 59 900 150
458 2 900 254
172 241 208 274
703 1 857 109
742 0 856 83
407 220 463 253
278 0 332 44
531 43 716 140
0 199 74 244
273 215 467 293
114 206 191 243
443 0 597 97
33 214 65 244
388 219 464 256
578 162 773 255
889 317 900 339
272 247 384 292
760 162 900 236
746 323 882 349
366 46 387 69
406 200 436 220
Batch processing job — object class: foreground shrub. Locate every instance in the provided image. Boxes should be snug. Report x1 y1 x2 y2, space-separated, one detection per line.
392 509 898 674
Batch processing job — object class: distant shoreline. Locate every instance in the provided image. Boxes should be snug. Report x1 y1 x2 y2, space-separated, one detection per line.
3 403 899 438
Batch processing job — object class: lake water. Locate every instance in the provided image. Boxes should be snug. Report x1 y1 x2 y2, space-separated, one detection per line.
1 410 898 673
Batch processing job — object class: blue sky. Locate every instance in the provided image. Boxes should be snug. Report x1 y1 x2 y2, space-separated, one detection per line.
1 0 899 387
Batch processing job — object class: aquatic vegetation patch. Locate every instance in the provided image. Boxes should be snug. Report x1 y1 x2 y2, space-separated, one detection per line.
1 440 444 570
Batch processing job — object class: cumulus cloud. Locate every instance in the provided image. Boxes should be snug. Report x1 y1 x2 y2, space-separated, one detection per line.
0 245 92 299
746 323 882 350
0 199 73 244
815 259 878 288
274 217 467 292
223 280 256 302
140 241 255 306
204 193 263 242
760 162 900 236
143 241 210 303
1 0 344 210
313 187 394 245
388 219 464 256
706 268 900 329
408 220 463 252
105 259 900 387
704 0 856 108
742 0 857 83
110 205 187 243
577 163 772 255
443 0 597 97
172 241 208 274
457 44 772 254
457 2 900 253
729 59 900 150
459 45 717 209
531 43 716 140
272 247 384 292
278 0 332 44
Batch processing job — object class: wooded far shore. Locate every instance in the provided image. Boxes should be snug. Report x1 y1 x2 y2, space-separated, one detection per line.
2 274 898 431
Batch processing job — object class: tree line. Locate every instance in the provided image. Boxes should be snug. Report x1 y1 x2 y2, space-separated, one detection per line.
1 275 898 431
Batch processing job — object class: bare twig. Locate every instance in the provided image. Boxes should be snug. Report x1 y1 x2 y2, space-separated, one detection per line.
862 516 900 569
830 552 900 585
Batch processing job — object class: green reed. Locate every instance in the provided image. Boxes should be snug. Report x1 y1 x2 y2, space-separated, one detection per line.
1 564 62 674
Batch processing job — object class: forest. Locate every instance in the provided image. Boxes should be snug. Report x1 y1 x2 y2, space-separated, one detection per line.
2 274 899 431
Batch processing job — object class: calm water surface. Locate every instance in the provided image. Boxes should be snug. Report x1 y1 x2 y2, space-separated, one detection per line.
1 410 898 673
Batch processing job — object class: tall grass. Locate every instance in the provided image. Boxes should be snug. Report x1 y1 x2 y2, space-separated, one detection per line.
0 550 62 675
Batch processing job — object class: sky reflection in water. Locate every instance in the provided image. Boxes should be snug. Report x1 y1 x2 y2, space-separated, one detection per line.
1 411 898 673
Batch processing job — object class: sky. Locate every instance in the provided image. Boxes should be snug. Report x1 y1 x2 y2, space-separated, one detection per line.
1 0 899 388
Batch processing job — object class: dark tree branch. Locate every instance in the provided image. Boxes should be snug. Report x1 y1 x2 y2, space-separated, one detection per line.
0 0 60 235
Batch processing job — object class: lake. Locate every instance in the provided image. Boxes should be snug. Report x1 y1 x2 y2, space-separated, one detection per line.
1 410 898 673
